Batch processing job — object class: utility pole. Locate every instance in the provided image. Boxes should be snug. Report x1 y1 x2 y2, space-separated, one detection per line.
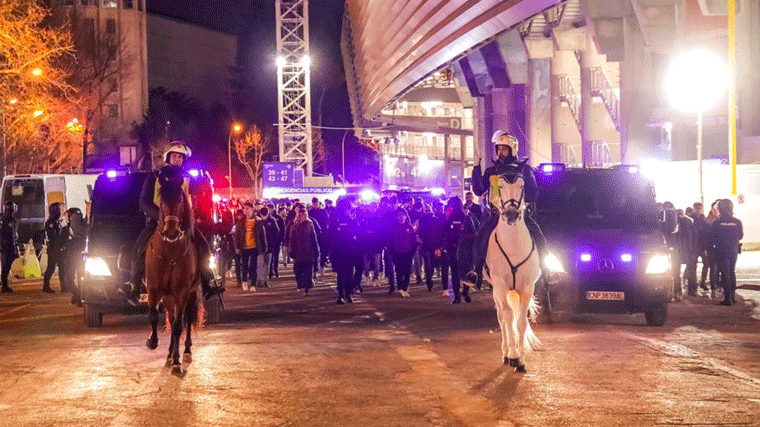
276 0 313 176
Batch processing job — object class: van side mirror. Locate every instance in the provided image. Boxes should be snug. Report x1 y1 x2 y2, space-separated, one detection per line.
660 209 677 234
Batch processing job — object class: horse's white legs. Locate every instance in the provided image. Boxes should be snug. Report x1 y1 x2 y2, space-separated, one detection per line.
492 292 512 362
515 295 529 358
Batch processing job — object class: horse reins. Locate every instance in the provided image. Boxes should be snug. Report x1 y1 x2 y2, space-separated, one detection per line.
494 233 536 291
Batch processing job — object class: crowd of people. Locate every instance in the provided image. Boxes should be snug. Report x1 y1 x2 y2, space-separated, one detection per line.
214 191 485 305
662 199 744 305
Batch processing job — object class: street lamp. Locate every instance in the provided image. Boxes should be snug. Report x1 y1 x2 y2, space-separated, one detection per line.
31 68 42 77
228 123 243 198
33 110 44 118
666 50 726 205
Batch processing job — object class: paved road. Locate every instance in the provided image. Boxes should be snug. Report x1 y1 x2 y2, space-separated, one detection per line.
0 256 759 426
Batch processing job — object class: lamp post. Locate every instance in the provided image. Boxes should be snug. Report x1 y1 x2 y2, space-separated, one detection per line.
666 50 726 206
341 130 350 184
228 123 243 199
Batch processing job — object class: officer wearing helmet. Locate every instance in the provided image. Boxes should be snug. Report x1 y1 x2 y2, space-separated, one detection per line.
119 142 221 305
0 202 19 293
465 130 546 288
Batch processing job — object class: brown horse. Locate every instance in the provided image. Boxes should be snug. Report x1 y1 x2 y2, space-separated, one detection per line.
144 167 200 374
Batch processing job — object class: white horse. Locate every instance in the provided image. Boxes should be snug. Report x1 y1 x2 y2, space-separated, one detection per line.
483 172 541 372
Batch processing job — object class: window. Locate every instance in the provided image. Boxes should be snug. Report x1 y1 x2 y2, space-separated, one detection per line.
123 0 133 8
103 0 117 8
108 46 118 58
119 146 137 166
137 0 143 10
83 18 95 41
108 78 117 92
108 104 118 118
106 19 116 34
80 0 96 5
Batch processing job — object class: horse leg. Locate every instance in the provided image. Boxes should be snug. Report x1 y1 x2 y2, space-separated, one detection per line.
146 289 160 350
170 304 184 372
513 295 529 373
164 296 175 365
183 291 198 362
493 295 512 365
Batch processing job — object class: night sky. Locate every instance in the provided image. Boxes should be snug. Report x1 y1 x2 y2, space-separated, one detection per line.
146 0 372 182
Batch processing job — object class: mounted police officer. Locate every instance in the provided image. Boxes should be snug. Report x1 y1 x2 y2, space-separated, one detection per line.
0 202 19 293
464 130 547 290
119 142 221 306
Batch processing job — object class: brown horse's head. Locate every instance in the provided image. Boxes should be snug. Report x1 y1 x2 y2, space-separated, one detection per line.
158 166 191 242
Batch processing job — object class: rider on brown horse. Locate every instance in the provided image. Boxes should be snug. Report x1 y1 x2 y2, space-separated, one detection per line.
119 142 222 306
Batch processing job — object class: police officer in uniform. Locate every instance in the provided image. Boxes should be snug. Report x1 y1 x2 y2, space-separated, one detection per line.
119 142 221 306
711 199 743 306
0 202 19 293
465 131 547 289
42 202 64 294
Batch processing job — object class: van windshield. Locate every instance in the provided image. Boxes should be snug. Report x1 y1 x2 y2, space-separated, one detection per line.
91 173 147 219
535 172 659 231
3 178 45 219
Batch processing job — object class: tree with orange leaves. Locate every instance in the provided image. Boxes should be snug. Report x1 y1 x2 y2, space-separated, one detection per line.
234 126 274 199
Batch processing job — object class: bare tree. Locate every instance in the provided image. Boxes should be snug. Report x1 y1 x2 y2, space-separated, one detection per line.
234 126 274 198
358 138 381 154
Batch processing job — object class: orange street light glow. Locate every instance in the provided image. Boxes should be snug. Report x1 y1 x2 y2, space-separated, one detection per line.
9 98 18 105
33 110 43 117
31 68 42 76
233 124 243 133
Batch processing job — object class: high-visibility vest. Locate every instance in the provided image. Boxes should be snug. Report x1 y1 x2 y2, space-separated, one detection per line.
153 175 192 208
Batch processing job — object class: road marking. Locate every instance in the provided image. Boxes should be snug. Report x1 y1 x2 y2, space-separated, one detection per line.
618 330 760 390
0 312 79 324
0 303 31 318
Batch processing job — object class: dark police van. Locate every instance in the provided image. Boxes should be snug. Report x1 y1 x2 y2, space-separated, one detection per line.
534 164 673 326
81 169 222 327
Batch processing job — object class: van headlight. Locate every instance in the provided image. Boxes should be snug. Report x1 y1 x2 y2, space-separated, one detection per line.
85 257 112 277
208 256 217 271
645 254 670 275
544 252 565 274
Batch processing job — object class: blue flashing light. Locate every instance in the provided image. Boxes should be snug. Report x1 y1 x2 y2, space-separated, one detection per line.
431 188 446 196
621 253 633 263
538 163 566 174
106 170 117 179
580 253 592 262
188 169 200 178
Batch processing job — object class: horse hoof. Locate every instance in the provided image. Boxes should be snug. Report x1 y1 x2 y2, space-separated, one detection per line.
171 364 183 375
165 357 173 367
183 353 192 363
146 337 158 350
503 357 510 366
508 358 520 368
514 364 526 373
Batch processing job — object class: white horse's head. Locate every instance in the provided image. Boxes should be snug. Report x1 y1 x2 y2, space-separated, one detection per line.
496 173 525 226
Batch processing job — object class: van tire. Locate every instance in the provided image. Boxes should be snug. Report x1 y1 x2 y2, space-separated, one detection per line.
645 304 667 327
84 304 103 327
204 295 221 325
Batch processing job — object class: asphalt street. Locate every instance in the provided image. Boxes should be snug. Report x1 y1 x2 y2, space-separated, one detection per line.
1 254 759 426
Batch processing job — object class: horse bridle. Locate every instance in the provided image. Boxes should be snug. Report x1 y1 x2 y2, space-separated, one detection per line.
497 173 526 224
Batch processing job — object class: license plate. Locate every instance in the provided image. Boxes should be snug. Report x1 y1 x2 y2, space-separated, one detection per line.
586 291 625 301
138 293 149 303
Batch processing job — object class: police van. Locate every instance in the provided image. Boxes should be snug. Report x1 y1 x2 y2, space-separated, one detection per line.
80 168 222 327
534 164 673 326
0 174 98 248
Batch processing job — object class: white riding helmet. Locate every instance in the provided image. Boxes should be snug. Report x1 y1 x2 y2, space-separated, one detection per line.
164 142 192 164
492 130 519 154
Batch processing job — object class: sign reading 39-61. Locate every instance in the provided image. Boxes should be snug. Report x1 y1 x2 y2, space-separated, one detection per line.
263 162 295 188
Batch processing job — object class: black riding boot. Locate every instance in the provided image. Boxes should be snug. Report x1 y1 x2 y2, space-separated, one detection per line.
464 213 499 287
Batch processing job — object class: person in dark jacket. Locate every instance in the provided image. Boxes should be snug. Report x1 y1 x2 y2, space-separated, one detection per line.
443 197 477 303
388 207 418 297
379 197 398 289
464 191 482 220
42 203 64 293
120 142 219 306
677 208 699 297
256 207 279 287
235 202 267 291
289 205 320 294
711 199 743 305
330 200 362 304
0 202 19 293
60 208 87 305
270 206 286 278
689 202 711 293
418 204 446 291
467 131 546 290
704 201 721 299
308 198 329 270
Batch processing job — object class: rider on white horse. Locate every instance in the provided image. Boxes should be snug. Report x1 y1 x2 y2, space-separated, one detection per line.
465 131 548 293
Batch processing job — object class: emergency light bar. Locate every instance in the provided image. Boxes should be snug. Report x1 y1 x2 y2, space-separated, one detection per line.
538 163 566 174
105 170 127 179
612 164 640 174
188 169 200 177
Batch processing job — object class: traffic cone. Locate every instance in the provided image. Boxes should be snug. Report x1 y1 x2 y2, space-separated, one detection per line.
23 239 41 279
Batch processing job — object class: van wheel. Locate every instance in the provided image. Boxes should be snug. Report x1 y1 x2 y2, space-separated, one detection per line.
204 295 221 325
645 304 667 327
84 304 102 327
